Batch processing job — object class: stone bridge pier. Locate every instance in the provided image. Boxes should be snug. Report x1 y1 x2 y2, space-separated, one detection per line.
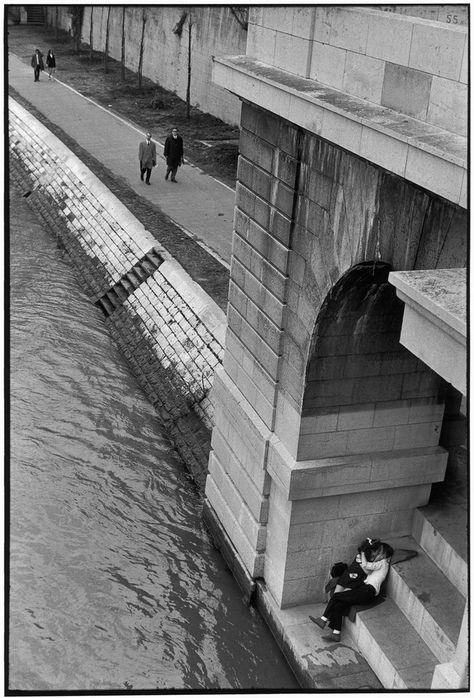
203 5 467 689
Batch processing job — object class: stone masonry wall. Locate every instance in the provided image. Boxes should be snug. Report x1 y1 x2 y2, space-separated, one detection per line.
247 6 467 137
204 103 302 578
9 98 226 488
274 117 468 451
206 98 466 603
44 6 247 126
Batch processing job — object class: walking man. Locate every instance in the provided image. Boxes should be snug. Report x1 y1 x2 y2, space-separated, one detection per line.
31 49 44 82
164 128 184 182
138 132 157 185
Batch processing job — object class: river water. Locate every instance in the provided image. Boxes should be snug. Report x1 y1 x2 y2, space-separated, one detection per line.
9 188 298 692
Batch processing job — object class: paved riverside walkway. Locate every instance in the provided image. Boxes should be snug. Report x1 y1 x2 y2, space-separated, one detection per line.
8 53 234 267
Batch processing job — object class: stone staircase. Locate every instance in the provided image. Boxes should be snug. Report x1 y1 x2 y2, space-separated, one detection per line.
345 496 467 689
24 5 45 24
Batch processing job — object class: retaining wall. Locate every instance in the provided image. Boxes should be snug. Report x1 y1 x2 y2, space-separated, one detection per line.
9 97 226 488
44 5 247 126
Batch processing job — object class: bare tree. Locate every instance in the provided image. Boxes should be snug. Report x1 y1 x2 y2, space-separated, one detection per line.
138 9 147 89
70 6 84 53
230 6 249 31
121 7 126 80
186 12 192 119
89 6 94 60
104 6 112 73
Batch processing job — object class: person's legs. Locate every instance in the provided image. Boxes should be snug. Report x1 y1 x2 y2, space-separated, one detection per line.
145 167 152 184
34 66 40 82
140 165 145 181
170 166 178 182
323 586 376 632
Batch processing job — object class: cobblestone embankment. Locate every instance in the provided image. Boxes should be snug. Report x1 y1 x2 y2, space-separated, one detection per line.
10 97 226 489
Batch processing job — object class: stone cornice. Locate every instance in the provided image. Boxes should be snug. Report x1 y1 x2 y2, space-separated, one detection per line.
213 55 467 208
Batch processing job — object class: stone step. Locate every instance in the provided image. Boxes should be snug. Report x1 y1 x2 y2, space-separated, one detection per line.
345 597 438 689
412 506 467 597
387 536 465 664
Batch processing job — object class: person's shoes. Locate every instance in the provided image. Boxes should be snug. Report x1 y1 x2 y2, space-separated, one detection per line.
171 178 177 183
140 174 144 181
322 633 341 643
309 616 327 630
146 181 151 185
165 172 169 180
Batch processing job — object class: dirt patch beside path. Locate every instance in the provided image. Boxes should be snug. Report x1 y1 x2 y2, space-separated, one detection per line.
7 23 239 189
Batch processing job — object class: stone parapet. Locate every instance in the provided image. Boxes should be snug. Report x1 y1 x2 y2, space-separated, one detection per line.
247 7 467 137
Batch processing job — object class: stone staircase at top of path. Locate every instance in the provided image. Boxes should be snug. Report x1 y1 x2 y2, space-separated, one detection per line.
345 468 467 689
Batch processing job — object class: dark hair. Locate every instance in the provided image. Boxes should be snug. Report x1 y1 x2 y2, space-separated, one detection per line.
330 562 348 578
381 542 394 560
357 538 381 561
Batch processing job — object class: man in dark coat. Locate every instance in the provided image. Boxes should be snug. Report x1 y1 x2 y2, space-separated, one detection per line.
31 49 44 82
138 132 157 185
164 128 184 182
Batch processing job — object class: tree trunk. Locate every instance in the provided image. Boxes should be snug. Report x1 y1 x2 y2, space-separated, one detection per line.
55 7 59 41
121 7 126 80
71 6 83 53
138 11 146 89
104 6 111 73
89 6 94 60
186 17 192 119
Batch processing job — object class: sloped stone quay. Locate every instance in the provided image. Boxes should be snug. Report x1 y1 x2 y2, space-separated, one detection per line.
10 97 226 490
9 96 383 690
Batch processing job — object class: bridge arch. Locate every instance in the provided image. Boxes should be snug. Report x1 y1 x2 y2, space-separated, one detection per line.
298 261 446 463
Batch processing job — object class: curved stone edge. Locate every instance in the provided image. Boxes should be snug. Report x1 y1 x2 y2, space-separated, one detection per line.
10 96 227 478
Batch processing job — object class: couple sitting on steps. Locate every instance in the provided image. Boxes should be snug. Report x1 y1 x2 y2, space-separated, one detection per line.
311 537 394 643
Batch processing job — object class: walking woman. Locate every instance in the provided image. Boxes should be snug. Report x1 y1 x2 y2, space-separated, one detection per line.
312 542 393 642
46 49 56 80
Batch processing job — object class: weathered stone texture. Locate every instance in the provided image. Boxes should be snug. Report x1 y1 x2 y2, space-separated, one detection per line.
10 99 226 488
55 6 247 126
249 6 468 137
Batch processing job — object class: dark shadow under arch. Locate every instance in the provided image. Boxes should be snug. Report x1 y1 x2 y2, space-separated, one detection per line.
299 261 446 462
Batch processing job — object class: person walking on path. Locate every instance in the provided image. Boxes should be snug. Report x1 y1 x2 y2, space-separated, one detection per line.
164 128 184 182
138 132 157 185
46 49 56 80
311 542 393 643
31 49 44 82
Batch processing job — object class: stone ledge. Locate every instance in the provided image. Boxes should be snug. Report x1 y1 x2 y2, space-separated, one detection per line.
268 436 448 500
389 269 466 339
212 56 467 207
389 269 466 394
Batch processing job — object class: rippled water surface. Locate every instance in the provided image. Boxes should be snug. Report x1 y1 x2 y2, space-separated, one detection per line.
9 189 298 692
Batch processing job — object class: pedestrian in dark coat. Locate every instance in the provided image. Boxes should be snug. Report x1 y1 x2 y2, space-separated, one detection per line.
31 49 44 82
164 128 184 182
138 132 157 185
46 49 56 80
